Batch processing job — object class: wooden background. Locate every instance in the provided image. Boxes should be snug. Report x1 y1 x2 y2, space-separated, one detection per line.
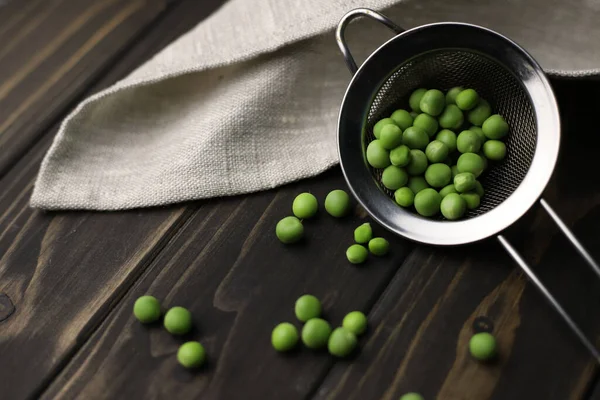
1 1 600 399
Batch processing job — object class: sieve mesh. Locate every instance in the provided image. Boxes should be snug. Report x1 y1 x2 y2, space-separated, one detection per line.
365 49 537 218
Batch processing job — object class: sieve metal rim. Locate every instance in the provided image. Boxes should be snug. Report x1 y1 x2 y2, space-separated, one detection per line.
336 19 560 246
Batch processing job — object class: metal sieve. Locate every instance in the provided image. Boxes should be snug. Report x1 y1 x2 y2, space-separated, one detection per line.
336 8 600 362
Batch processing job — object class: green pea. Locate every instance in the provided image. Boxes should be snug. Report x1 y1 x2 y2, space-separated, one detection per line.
272 322 299 352
461 192 481 209
407 176 429 194
301 318 332 349
373 118 396 139
390 109 414 130
346 244 368 264
446 86 464 105
424 163 452 188
409 111 418 119
440 193 467 220
474 180 485 197
395 187 415 207
482 114 509 139
402 126 429 150
328 327 358 357
295 294 322 322
438 104 464 130
468 99 491 126
380 124 403 150
457 153 485 177
454 172 476 193
406 149 428 176
400 393 425 400
456 88 480 110
354 222 373 244
368 237 389 256
164 306 192 335
483 140 506 161
342 311 368 335
413 113 439 137
133 295 161 324
276 216 304 244
177 341 206 368
366 140 391 169
420 89 445 116
469 332 497 361
409 88 428 112
292 193 318 219
382 165 409 190
414 188 442 217
439 184 458 198
451 165 459 179
425 140 449 163
325 189 351 217
456 130 482 154
390 145 411 167
469 126 486 144
436 129 457 153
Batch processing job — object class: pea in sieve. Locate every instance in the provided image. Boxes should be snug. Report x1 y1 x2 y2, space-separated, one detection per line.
335 8 600 362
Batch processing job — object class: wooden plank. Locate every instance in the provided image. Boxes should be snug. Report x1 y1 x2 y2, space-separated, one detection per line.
41 169 413 400
313 78 600 400
0 1 225 398
0 0 169 176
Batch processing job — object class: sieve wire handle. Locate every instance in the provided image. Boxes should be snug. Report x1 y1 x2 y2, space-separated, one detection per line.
335 8 404 75
497 198 600 364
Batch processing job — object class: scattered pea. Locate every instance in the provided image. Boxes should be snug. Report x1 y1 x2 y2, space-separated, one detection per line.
380 124 403 149
292 193 318 219
400 393 425 400
456 88 479 110
395 187 415 207
342 311 368 335
469 332 497 361
409 88 428 112
439 184 458 198
407 176 430 194
436 129 457 153
346 244 368 264
468 99 491 126
272 322 299 352
482 114 509 139
402 126 429 150
414 188 442 217
474 180 485 197
461 192 481 209
382 165 409 190
368 237 389 256
406 149 428 176
133 295 161 324
457 153 485 177
420 89 445 116
440 193 467 220
301 318 332 349
366 140 391 169
469 126 486 144
438 104 464 130
164 306 192 335
328 327 358 357
454 172 476 193
413 113 438 137
424 163 452 188
483 140 507 161
446 86 464 105
390 145 412 167
425 140 449 163
390 109 414 130
177 341 206 368
354 222 373 244
276 216 304 244
325 190 351 218
373 118 396 139
295 294 322 322
456 130 482 153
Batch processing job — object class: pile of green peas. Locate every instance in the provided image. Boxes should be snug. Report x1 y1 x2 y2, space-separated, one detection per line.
271 294 368 357
367 87 509 220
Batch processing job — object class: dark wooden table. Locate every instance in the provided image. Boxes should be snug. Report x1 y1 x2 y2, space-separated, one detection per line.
1 1 600 399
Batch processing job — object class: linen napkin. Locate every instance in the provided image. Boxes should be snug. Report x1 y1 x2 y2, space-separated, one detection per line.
30 0 600 210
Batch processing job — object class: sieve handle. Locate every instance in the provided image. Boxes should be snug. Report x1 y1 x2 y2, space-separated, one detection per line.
497 198 600 364
336 8 404 75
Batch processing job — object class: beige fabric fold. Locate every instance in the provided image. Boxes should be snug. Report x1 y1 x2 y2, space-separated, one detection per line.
31 0 600 210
